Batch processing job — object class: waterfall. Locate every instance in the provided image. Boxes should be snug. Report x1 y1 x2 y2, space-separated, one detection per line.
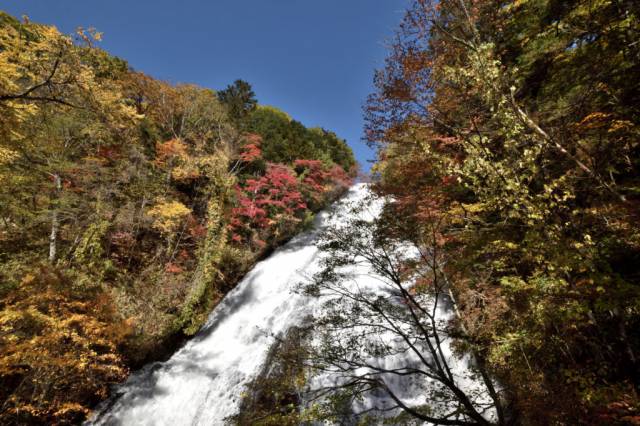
88 184 493 425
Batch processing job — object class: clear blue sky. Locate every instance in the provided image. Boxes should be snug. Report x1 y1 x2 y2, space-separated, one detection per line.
2 0 408 171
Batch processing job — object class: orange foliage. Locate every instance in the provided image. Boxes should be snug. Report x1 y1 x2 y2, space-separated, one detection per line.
165 262 184 274
154 138 188 166
0 267 129 425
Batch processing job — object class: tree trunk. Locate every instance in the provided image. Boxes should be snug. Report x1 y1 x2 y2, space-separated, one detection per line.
49 173 62 263
613 307 639 386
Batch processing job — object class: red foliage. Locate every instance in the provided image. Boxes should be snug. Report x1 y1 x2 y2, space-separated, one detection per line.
294 159 329 194
230 163 307 243
186 216 207 239
239 133 263 163
294 160 352 204
440 174 457 186
230 159 352 246
328 164 352 189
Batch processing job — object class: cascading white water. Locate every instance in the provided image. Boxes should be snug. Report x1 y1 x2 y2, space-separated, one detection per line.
303 190 496 423
89 186 365 425
88 184 491 425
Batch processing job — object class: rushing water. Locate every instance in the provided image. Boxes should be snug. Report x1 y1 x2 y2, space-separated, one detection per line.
88 184 491 425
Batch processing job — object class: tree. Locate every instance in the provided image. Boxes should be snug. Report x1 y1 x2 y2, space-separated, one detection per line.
302 195 508 425
247 107 318 163
230 163 307 247
217 79 258 127
0 267 129 425
365 0 640 422
230 133 266 176
0 14 139 264
294 159 352 210
0 11 356 423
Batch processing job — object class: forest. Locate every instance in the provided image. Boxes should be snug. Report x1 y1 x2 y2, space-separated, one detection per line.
364 0 640 424
2 0 640 424
0 11 355 424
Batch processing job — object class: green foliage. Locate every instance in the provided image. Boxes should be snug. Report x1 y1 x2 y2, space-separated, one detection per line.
233 327 310 425
247 106 356 172
0 12 355 424
367 0 640 423
217 79 258 127
174 193 228 336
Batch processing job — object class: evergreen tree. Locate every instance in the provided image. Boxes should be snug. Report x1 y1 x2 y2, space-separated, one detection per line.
217 79 258 127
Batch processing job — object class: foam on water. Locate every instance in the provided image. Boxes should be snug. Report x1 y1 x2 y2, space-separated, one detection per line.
89 185 370 425
89 184 492 425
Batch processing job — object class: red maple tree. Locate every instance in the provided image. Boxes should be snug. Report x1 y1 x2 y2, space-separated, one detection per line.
230 163 307 245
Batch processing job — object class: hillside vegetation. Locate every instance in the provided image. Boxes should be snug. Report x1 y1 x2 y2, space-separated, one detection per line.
367 0 640 423
0 13 355 424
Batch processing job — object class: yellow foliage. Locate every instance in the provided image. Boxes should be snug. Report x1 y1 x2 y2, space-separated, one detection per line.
171 164 201 181
147 200 192 234
257 105 293 121
0 13 139 142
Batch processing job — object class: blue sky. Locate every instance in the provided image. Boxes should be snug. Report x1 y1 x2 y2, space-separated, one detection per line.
2 0 408 170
